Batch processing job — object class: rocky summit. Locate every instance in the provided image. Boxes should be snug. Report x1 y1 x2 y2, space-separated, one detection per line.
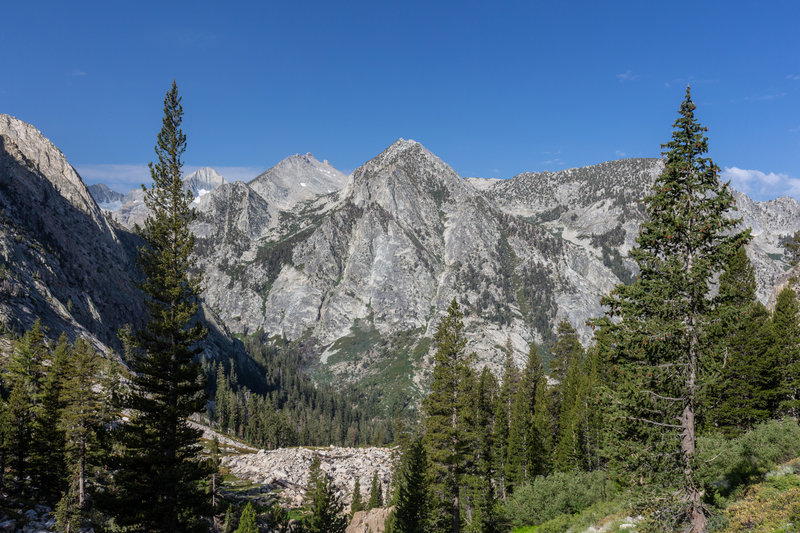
4 115 800 409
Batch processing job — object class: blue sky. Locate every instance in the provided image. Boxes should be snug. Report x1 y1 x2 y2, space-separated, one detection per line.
2 1 798 199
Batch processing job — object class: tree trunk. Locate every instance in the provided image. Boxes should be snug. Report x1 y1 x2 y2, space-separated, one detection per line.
682 319 706 533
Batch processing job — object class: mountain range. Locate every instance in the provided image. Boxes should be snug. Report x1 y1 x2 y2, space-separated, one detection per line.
2 113 798 409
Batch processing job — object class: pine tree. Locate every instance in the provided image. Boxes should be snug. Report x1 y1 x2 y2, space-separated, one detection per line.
303 455 348 533
423 299 473 532
5 320 47 493
31 333 69 503
350 478 363 516
551 321 588 472
235 502 258 533
391 436 429 533
549 321 582 385
698 245 755 430
705 247 780 434
468 368 500 533
209 436 222 512
598 87 749 532
222 506 235 533
492 339 518 500
712 303 778 434
506 343 548 489
56 338 106 530
107 81 210 532
773 286 800 419
368 471 384 510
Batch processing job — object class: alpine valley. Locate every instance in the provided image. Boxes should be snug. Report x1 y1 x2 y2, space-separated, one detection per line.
2 113 798 411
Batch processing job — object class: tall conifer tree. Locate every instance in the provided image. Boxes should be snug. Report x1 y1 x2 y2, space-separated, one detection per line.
773 286 800 419
492 339 517 500
705 246 779 434
550 321 588 471
108 81 210 532
424 299 472 533
391 436 430 533
303 455 348 533
5 321 47 493
506 343 548 489
598 87 749 532
368 471 384 509
56 338 106 531
31 333 69 503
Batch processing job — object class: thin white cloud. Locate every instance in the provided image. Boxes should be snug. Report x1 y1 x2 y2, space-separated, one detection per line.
743 92 787 101
68 69 87 77
722 167 800 200
787 74 800 81
615 150 627 158
617 70 640 83
789 125 800 133
491 168 501 174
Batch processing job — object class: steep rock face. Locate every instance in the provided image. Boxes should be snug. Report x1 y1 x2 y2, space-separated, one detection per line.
249 153 348 210
195 140 621 394
0 114 142 349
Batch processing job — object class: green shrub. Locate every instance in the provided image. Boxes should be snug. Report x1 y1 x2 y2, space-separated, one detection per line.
698 419 800 503
503 470 619 528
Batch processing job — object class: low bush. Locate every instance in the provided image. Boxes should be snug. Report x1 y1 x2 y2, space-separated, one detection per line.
503 470 619 528
698 419 800 504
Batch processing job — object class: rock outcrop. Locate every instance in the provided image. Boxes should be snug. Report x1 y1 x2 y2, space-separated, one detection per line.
347 507 394 533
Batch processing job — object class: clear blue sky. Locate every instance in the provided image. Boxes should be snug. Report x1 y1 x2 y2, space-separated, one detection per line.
2 1 798 199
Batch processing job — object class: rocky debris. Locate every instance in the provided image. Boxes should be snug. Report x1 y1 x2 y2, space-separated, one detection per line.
583 515 643 532
0 504 57 533
346 507 394 533
222 446 394 508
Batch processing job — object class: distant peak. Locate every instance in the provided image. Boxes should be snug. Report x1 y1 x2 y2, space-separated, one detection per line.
388 138 420 150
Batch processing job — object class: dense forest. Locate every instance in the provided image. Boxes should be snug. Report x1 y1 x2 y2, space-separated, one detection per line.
2 85 800 533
